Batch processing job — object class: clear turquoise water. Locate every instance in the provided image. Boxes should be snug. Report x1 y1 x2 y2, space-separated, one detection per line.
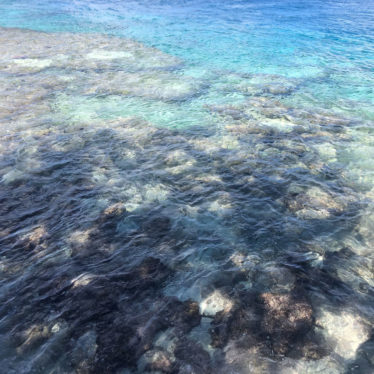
0 1 374 373
1 0 374 123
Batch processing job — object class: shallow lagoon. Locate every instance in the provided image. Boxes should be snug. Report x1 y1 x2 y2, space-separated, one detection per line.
0 1 374 373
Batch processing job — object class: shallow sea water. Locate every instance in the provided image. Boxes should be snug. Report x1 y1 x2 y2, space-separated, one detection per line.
0 0 374 373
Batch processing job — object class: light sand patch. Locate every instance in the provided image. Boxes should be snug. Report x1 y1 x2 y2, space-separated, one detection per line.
317 310 370 359
199 290 234 316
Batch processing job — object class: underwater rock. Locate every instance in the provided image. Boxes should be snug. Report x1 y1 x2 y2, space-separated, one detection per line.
208 100 315 138
353 207 374 255
188 137 222 154
210 293 258 348
259 117 297 133
102 202 126 217
210 290 314 356
70 330 97 373
69 205 129 258
84 71 206 102
316 309 370 360
187 316 216 358
143 183 170 203
14 324 52 355
277 355 344 374
224 122 269 136
207 104 253 122
284 186 349 219
18 225 48 251
0 22 373 374
0 27 181 73
175 338 212 374
199 290 234 317
142 215 172 239
44 267 200 372
229 253 260 272
205 192 234 216
287 332 330 361
263 83 295 95
222 340 276 373
163 299 201 332
313 142 337 161
260 292 313 355
298 110 352 128
0 74 55 124
93 318 138 373
7 58 54 73
215 72 299 97
39 257 171 325
68 229 95 250
23 322 71 374
0 27 195 135
254 265 296 292
217 135 240 150
346 331 374 373
247 74 299 96
112 257 172 291
97 204 127 229
164 149 197 174
138 348 176 373
165 150 195 167
92 297 200 372
153 328 180 354
226 97 352 143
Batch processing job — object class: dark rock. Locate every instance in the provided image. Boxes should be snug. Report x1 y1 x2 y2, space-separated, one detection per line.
210 293 258 348
102 202 126 218
259 292 313 355
140 349 177 373
110 257 171 291
175 339 212 374
288 333 329 360
346 330 374 374
90 296 200 372
164 298 201 332
93 319 137 373
142 215 172 238
60 280 118 323
210 290 315 357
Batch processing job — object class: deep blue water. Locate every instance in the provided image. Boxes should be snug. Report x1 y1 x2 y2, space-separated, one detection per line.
0 1 374 373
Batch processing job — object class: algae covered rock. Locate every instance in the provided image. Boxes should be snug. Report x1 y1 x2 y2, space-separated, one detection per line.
84 71 206 101
0 27 182 73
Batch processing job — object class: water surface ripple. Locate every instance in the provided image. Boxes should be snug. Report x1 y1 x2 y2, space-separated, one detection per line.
0 1 373 373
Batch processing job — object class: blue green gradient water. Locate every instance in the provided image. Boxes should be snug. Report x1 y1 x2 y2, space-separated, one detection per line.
0 1 374 373
1 0 373 121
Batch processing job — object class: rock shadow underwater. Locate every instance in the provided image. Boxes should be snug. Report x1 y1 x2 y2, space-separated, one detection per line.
0 27 373 373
